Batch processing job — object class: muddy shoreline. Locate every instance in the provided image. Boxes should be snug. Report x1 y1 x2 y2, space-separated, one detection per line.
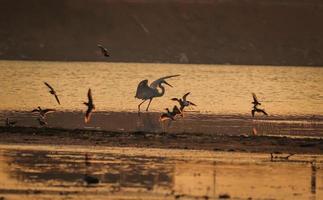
0 126 322 154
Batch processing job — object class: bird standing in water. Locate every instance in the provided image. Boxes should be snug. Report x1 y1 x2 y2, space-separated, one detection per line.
135 75 180 114
97 44 110 57
251 93 268 117
44 82 60 105
171 92 197 114
84 88 95 123
160 105 182 121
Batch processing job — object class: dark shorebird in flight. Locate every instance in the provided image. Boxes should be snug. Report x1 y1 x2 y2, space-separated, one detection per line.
160 105 181 121
252 92 261 106
5 118 17 127
97 44 110 57
135 75 180 113
171 92 197 114
32 106 55 118
44 82 60 105
84 88 95 123
251 93 268 117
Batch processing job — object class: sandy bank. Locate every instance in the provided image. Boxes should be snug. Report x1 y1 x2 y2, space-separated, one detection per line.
0 126 322 154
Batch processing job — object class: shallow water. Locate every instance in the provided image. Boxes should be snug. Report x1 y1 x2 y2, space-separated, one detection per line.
1 111 323 137
0 144 322 200
1 60 322 115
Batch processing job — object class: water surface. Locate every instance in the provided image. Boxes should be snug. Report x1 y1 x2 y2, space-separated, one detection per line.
0 144 322 200
1 60 322 115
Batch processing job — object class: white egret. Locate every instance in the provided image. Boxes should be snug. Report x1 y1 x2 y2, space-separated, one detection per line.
135 75 180 113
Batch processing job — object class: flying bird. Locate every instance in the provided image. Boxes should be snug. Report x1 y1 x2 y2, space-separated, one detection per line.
252 93 261 106
5 118 17 127
171 92 197 113
32 106 55 118
84 88 95 123
251 106 268 117
251 93 268 117
97 44 110 57
44 82 60 105
135 75 180 113
160 105 182 121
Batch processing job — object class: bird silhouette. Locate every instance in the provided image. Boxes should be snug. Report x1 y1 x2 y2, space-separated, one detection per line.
160 105 182 121
135 75 180 113
32 106 55 118
251 93 268 117
44 82 60 105
84 88 95 123
251 93 261 106
97 44 110 57
171 92 196 114
251 106 268 117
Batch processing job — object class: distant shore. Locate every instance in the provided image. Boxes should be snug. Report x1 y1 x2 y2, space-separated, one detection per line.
1 0 323 66
1 126 322 154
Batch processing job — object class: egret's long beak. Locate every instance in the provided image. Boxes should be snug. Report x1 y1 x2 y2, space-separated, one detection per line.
164 81 173 87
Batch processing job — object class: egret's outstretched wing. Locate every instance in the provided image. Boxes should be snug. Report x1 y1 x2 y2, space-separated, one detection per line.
135 79 154 99
183 92 190 101
44 82 54 91
150 75 180 89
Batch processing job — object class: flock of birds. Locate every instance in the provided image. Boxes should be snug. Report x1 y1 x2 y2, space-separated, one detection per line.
4 44 268 128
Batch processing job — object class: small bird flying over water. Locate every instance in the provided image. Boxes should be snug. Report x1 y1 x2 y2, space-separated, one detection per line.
251 93 268 117
135 75 180 113
84 88 95 123
171 92 197 113
44 82 60 105
97 44 110 57
32 106 55 118
252 93 261 106
5 118 17 127
252 106 268 117
160 105 182 121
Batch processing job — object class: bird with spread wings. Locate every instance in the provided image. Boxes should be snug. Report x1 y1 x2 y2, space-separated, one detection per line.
135 75 180 113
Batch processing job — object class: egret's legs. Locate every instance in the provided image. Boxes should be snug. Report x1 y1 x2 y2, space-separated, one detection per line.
138 99 147 114
146 98 153 111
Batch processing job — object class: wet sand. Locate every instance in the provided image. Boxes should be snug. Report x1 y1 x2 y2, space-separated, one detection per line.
0 126 322 154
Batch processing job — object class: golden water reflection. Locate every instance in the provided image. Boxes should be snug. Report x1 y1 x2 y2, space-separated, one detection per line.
0 145 322 199
0 60 322 116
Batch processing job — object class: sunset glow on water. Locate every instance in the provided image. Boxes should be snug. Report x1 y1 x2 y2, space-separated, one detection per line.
1 60 322 116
